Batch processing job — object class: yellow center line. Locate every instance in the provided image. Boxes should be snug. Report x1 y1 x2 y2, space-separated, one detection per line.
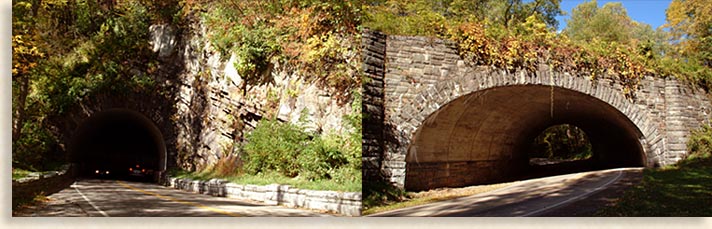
116 181 241 217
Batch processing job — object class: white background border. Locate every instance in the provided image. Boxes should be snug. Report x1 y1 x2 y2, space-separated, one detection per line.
2 1 711 228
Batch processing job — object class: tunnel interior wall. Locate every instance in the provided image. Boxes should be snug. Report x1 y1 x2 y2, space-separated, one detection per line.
360 32 712 190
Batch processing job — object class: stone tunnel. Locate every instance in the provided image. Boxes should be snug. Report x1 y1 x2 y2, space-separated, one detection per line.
69 109 166 182
47 23 356 184
362 31 712 191
404 85 645 190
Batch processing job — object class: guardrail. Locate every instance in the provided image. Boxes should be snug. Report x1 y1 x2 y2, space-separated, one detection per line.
165 177 362 216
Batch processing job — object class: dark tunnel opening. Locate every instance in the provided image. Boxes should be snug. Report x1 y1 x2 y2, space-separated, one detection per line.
528 124 593 165
70 109 165 183
404 85 647 191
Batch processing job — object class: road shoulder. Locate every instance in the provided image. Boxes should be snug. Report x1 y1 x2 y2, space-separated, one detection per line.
538 168 644 216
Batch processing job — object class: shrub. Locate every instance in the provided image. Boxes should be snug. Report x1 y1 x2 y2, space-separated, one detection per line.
243 119 308 177
685 124 712 165
242 106 361 183
299 136 347 180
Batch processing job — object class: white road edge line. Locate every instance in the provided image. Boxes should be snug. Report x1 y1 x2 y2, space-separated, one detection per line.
521 169 624 217
72 182 110 217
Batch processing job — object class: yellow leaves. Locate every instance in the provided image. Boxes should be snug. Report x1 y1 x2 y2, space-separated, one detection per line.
448 17 651 96
12 35 45 78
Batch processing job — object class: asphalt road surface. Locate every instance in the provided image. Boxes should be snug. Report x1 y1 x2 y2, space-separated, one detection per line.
15 179 328 217
371 167 643 217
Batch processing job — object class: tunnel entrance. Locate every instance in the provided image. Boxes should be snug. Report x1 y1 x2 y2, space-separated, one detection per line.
70 109 166 182
529 124 593 165
404 85 646 191
526 124 598 179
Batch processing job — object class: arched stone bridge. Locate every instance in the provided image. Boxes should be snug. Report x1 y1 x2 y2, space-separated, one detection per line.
362 31 712 191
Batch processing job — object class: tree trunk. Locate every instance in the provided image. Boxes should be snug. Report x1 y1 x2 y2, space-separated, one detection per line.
504 1 514 28
12 75 29 143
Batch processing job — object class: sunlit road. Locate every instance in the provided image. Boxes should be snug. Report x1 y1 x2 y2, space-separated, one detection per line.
371 167 643 217
18 179 328 217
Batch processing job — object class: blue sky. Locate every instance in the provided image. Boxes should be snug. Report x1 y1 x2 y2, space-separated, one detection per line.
555 0 673 31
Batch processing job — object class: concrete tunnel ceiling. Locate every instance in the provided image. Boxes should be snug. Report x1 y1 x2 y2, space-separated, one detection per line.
70 109 166 180
404 85 646 191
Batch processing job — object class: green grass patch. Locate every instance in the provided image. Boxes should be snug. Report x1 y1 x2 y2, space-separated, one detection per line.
169 169 360 192
12 168 34 181
596 127 712 216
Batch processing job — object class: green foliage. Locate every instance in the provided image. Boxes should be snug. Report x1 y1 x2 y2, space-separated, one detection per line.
596 125 712 216
445 14 657 96
530 124 592 160
12 168 33 181
299 136 348 180
685 124 712 165
363 0 563 36
564 1 632 44
201 0 363 101
13 121 63 171
363 0 447 37
666 0 712 68
12 0 173 171
172 169 360 192
595 158 712 216
242 112 361 184
363 179 408 211
243 119 307 177
201 96 362 190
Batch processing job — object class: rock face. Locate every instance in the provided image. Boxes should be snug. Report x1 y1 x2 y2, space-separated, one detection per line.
57 20 356 175
361 31 712 190
162 20 356 171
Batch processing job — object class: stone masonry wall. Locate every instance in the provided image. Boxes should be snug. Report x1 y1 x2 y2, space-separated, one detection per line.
361 31 712 187
12 164 76 209
361 30 387 182
166 177 362 216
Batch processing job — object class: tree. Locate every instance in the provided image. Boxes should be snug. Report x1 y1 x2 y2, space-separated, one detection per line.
12 1 45 143
12 0 166 170
564 0 635 43
497 0 563 29
563 0 668 58
364 0 563 35
665 0 712 68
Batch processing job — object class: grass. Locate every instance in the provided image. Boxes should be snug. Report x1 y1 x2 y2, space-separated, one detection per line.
12 168 34 181
169 169 361 192
595 152 712 216
362 181 517 215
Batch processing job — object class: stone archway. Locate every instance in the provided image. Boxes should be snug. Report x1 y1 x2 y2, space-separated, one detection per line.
404 85 646 190
362 32 711 190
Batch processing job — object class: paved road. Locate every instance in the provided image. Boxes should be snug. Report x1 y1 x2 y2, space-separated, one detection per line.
371 167 642 217
15 179 328 217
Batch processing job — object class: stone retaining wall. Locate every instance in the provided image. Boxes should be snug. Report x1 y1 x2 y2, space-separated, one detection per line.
12 165 76 209
166 177 362 216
